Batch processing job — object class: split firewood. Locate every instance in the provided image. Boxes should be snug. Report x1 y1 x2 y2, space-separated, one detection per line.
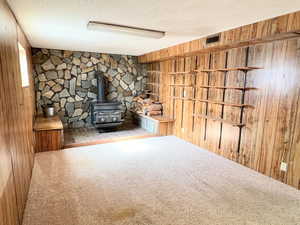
147 104 162 111
131 93 163 116
147 110 162 116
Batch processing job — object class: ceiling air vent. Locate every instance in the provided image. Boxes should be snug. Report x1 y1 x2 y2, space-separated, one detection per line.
206 34 220 45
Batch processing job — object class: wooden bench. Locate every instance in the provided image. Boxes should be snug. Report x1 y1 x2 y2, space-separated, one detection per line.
132 112 174 136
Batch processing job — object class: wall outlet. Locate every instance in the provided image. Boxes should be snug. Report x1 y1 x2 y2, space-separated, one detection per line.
280 162 288 172
183 90 186 97
181 128 185 132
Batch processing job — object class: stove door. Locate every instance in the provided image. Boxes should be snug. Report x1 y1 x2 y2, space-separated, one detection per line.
94 111 122 124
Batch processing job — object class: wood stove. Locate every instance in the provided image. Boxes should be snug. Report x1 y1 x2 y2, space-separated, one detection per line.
91 72 124 128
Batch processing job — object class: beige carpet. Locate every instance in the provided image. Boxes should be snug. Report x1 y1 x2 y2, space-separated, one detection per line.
23 136 300 225
64 124 150 145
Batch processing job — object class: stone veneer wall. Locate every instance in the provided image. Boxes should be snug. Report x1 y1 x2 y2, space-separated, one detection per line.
32 48 147 128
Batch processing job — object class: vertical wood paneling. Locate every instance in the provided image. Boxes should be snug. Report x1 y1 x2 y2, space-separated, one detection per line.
0 0 35 224
288 88 300 188
192 54 210 148
138 11 300 63
149 37 300 190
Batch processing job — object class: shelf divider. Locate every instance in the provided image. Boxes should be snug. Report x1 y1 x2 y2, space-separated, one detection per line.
193 114 245 127
168 97 254 108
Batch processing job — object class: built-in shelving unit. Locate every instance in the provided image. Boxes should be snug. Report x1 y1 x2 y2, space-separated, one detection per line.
167 50 262 152
150 51 262 152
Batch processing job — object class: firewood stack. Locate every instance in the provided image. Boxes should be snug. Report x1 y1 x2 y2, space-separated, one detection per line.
132 94 162 116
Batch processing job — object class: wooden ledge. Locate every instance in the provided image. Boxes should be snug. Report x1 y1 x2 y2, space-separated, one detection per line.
132 111 174 123
34 115 63 131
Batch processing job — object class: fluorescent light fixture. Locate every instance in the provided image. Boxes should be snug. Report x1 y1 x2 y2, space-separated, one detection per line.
87 21 165 39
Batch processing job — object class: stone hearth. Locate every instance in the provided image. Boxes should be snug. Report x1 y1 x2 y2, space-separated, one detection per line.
32 48 147 128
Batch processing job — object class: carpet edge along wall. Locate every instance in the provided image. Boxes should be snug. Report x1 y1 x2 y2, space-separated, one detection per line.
139 10 300 190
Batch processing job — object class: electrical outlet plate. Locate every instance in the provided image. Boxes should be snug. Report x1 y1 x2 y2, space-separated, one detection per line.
280 162 288 172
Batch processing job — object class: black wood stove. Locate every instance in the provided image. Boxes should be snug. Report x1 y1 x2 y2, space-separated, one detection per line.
91 72 123 128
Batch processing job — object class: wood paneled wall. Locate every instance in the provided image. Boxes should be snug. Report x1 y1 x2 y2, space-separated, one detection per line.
138 10 300 63
145 38 300 190
140 10 300 190
0 0 35 225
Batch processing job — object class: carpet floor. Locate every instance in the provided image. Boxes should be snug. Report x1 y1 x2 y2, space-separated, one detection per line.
23 136 300 225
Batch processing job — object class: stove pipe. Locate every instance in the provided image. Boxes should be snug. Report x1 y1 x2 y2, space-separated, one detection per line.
96 71 106 102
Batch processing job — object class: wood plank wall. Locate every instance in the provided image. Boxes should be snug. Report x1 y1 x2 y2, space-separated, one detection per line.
138 11 300 63
141 11 300 190
0 0 35 224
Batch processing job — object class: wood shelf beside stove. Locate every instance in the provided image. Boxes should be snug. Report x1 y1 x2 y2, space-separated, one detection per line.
132 111 174 136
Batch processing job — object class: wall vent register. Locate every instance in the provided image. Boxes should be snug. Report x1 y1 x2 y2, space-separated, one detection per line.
206 34 220 45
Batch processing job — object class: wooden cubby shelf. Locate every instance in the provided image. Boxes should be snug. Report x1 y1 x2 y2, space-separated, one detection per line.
169 97 254 108
147 66 161 101
193 114 245 127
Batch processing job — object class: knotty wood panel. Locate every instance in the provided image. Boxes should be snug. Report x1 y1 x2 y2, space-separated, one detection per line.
148 37 300 190
0 0 35 224
35 130 63 153
138 11 300 63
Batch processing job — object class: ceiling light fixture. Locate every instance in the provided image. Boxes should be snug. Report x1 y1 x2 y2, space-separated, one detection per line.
87 21 165 39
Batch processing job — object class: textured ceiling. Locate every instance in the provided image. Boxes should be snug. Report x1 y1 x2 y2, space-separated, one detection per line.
7 0 300 56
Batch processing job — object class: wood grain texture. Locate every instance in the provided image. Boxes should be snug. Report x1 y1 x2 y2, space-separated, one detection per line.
35 130 63 153
0 0 35 224
145 37 300 190
34 115 63 131
138 11 300 63
34 116 64 153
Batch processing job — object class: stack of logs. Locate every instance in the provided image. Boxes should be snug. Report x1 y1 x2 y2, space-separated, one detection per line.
132 94 162 116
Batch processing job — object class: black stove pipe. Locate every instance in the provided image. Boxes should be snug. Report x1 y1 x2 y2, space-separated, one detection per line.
96 71 106 102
